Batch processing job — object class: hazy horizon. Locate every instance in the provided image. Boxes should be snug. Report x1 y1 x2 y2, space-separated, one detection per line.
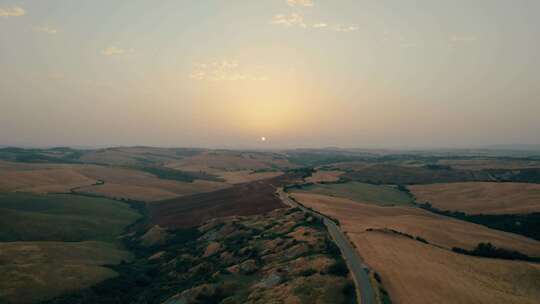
2 0 540 149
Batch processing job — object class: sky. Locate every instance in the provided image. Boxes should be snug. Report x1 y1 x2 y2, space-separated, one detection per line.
1 0 539 149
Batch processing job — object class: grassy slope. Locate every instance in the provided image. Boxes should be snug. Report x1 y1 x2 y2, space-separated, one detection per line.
44 209 355 304
294 182 413 206
0 193 141 303
0 193 140 243
0 241 133 303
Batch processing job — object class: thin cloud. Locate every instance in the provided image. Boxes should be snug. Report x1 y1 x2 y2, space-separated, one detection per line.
287 0 314 7
33 26 58 34
312 23 328 28
190 60 269 82
333 24 359 32
0 6 25 17
272 14 358 33
101 46 132 56
271 13 306 28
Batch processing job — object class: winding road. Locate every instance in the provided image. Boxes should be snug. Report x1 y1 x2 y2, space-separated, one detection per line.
277 189 376 304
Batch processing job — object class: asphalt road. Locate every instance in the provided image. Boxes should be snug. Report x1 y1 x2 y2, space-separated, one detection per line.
277 189 376 304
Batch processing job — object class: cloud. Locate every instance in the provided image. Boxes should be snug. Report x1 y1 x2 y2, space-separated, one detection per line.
190 60 269 81
312 23 328 28
287 0 314 7
101 46 133 56
271 14 358 33
271 13 306 28
332 24 359 32
0 6 25 17
33 26 58 34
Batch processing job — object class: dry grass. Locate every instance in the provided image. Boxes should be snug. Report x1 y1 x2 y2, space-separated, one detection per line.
350 231 540 304
0 162 96 194
292 193 540 255
409 182 540 214
305 170 344 183
165 151 294 173
78 147 186 166
0 162 229 202
291 192 540 304
438 159 540 170
292 182 413 207
0 241 132 303
76 179 228 202
216 170 283 184
328 162 374 171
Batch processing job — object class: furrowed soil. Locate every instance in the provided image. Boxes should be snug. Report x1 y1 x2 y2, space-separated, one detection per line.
150 173 304 229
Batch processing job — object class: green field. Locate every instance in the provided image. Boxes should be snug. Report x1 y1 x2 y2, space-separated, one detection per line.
0 193 140 243
294 182 414 206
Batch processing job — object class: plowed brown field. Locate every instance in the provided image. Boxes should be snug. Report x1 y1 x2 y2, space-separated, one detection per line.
150 174 303 229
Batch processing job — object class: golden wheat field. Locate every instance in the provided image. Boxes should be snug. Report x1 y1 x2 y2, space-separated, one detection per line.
292 193 540 255
350 231 540 304
409 182 540 214
72 165 229 201
291 192 540 304
0 161 230 201
0 162 96 193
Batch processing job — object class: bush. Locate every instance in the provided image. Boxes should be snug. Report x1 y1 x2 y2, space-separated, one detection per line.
328 259 349 276
452 242 539 262
299 269 317 277
415 236 428 244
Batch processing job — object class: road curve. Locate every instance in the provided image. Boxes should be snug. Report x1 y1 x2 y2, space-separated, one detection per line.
277 189 376 304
